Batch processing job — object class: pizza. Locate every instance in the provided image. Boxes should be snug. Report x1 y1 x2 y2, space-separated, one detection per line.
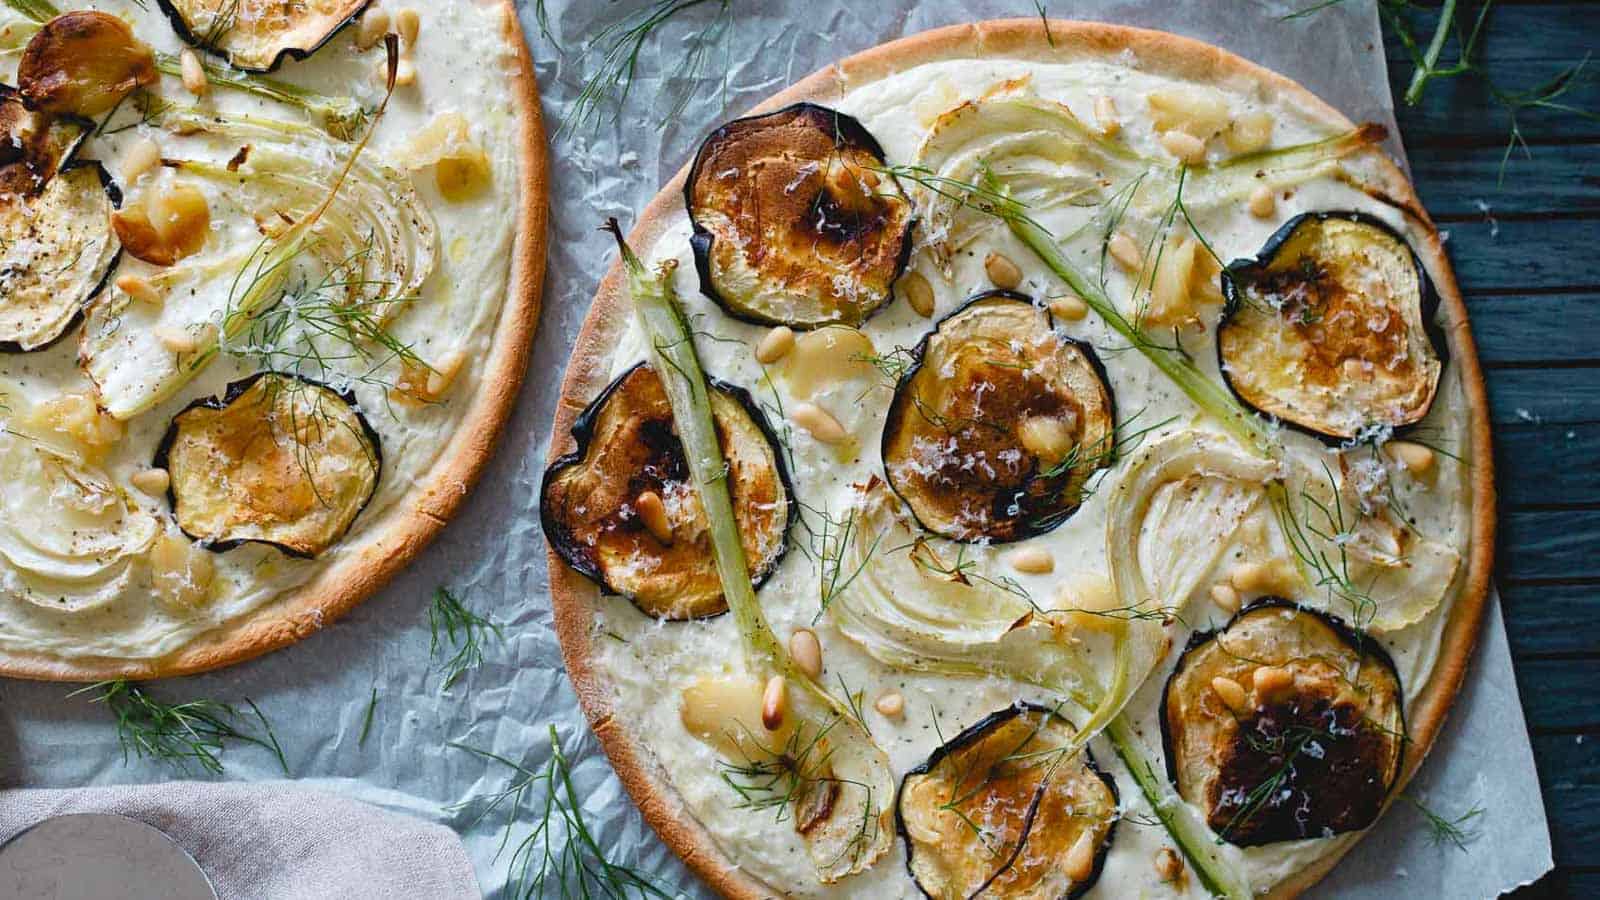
543 19 1494 900
0 0 546 680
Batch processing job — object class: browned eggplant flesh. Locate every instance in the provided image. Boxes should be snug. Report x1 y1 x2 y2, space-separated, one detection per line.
1162 599 1405 846
540 363 794 620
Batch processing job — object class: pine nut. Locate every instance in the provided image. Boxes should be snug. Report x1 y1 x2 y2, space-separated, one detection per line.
789 628 822 679
901 270 935 318
984 251 1023 290
130 467 170 496
1386 440 1436 477
155 325 198 353
115 273 161 306
1155 847 1184 883
1253 665 1294 696
393 57 417 87
1229 561 1272 593
1064 830 1097 884
755 325 795 364
179 49 207 96
1248 184 1276 219
120 137 162 183
792 402 847 445
1210 583 1241 613
1049 295 1087 321
356 7 390 49
761 675 787 731
1093 94 1120 138
1225 111 1275 154
1018 414 1075 462
1210 676 1248 715
1008 546 1055 575
396 7 421 47
874 690 905 718
425 350 467 398
634 490 673 544
1160 130 1208 165
1107 231 1142 272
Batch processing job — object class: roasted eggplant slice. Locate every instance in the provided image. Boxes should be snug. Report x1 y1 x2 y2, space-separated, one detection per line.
0 88 120 353
882 292 1116 543
540 363 794 620
155 373 381 558
899 704 1118 899
18 11 157 117
1161 599 1405 846
1218 213 1445 442
686 102 913 330
157 0 371 73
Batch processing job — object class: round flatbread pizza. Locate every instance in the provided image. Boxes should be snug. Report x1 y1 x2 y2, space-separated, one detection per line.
0 0 547 680
543 18 1494 900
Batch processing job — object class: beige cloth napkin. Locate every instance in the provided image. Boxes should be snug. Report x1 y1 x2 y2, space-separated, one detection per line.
0 783 479 900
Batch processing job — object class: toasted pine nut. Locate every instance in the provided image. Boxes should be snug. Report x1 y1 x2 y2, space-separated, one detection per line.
792 402 847 445
1248 184 1276 219
1253 665 1294 696
155 325 198 354
789 628 822 679
116 273 161 306
1210 583 1241 613
761 675 787 731
1229 561 1272 593
1107 231 1142 272
130 467 170 496
1160 130 1208 165
984 251 1023 290
396 7 421 46
1064 830 1097 884
635 490 673 544
1211 676 1249 715
1093 95 1120 138
120 137 162 183
179 49 207 96
1226 111 1275 155
1008 546 1055 575
356 7 390 49
393 57 417 87
901 270 936 318
1155 847 1184 883
1386 440 1436 477
1049 295 1088 321
755 325 795 364
874 690 905 718
1018 414 1076 463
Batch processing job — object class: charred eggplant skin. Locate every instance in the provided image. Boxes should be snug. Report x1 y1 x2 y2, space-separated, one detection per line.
881 290 1118 543
153 371 384 559
684 102 914 329
1218 211 1448 445
539 362 798 617
896 702 1119 900
1160 598 1406 847
155 0 373 74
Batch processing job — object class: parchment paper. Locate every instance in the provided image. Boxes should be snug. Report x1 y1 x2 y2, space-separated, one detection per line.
0 1 1552 898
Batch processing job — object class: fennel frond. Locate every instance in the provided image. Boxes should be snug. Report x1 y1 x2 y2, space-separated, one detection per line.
72 679 288 776
429 587 503 690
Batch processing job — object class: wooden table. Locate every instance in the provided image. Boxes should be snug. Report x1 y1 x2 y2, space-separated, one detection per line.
1388 3 1599 896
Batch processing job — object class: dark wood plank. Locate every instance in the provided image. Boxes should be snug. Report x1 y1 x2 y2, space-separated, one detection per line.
1502 581 1600 659
1520 660 1600 731
1393 59 1600 145
1384 3 1599 66
1443 217 1600 293
1468 295 1600 365
1486 369 1600 427
1496 424 1600 508
1501 509 1600 581
1411 144 1600 219
1531 734 1600 865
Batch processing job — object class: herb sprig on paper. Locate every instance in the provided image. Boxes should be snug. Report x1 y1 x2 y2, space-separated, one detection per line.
450 726 680 899
72 679 289 776
429 587 503 689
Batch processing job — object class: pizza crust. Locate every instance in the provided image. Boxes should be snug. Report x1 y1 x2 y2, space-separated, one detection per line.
0 0 550 682
549 18 1494 900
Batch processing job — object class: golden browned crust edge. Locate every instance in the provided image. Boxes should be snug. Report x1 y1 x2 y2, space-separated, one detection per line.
546 18 1496 900
0 0 550 682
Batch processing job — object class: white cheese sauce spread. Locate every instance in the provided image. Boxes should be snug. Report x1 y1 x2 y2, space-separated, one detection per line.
0 2 523 659
591 57 1473 897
